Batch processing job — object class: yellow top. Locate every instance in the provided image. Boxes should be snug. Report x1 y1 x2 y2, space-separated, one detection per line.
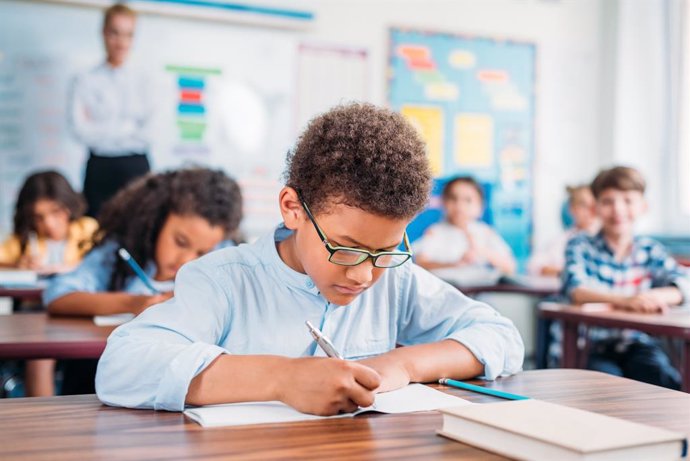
0 216 99 266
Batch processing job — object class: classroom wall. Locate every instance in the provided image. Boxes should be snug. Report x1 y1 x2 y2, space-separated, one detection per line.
281 0 605 251
0 0 621 249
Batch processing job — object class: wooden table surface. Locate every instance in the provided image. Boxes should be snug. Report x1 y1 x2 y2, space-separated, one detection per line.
1 369 688 460
0 286 43 302
539 302 690 392
0 312 114 360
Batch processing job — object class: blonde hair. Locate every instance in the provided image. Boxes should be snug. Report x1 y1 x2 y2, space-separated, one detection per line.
566 184 592 206
103 3 136 30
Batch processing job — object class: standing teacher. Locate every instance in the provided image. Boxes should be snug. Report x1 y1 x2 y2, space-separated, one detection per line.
69 3 152 218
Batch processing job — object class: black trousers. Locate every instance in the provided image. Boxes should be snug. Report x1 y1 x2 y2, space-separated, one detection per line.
59 359 98 395
83 152 150 218
587 338 682 390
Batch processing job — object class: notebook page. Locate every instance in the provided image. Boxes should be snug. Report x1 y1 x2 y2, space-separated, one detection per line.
184 384 471 427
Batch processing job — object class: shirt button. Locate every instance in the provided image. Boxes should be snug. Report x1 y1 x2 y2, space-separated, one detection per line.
306 280 314 288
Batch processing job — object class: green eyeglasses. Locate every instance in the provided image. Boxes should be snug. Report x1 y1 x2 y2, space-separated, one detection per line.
299 195 412 269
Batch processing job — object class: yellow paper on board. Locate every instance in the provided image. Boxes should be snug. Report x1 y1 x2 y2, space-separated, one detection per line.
401 105 444 175
454 114 493 168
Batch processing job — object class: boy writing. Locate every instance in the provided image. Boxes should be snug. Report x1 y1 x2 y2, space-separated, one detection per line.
563 166 689 389
96 103 524 414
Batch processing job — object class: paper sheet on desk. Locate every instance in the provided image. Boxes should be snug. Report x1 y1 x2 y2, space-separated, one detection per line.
93 313 134 326
184 383 472 428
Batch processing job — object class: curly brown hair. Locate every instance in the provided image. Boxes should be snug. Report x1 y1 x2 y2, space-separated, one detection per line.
93 167 243 290
590 166 646 199
13 170 86 256
285 103 432 219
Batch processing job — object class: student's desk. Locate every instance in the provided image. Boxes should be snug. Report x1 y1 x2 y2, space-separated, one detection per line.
460 283 559 297
0 369 688 461
0 286 43 302
539 303 690 391
0 313 113 360
441 274 561 298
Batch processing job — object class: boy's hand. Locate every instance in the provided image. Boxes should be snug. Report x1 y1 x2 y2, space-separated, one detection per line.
278 358 381 416
617 293 668 314
358 354 411 393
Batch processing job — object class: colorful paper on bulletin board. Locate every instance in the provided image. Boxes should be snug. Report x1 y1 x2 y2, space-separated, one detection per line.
388 28 536 270
401 105 444 175
454 114 494 168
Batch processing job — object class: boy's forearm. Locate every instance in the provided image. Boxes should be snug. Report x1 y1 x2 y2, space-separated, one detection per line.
571 286 684 307
570 287 627 306
379 340 484 383
185 354 287 406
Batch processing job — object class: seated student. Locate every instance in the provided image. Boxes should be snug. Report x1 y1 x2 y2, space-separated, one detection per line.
95 103 524 414
0 170 97 397
0 170 97 273
562 166 689 390
44 167 243 394
413 176 516 275
528 184 599 277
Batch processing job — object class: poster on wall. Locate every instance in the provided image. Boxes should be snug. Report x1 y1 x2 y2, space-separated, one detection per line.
0 0 298 239
388 27 536 269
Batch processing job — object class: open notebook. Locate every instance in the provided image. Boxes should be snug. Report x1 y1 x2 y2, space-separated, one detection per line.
93 313 134 326
184 383 472 428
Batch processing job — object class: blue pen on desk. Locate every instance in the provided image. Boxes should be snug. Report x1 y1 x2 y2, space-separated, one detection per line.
439 378 529 401
117 248 160 294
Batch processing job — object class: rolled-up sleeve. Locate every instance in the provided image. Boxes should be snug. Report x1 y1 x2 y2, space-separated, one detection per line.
95 261 231 411
42 243 117 305
397 265 524 380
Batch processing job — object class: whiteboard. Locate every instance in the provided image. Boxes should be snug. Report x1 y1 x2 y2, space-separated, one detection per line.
0 0 299 238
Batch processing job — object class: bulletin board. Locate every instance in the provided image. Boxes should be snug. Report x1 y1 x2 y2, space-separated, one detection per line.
388 28 536 268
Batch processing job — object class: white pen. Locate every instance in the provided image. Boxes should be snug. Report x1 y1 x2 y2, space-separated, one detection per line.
305 320 344 359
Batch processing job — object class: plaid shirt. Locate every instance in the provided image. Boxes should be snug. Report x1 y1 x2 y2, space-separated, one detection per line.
561 232 690 345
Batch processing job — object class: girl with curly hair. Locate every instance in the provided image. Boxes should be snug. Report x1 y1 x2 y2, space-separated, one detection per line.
44 167 242 317
42 167 242 395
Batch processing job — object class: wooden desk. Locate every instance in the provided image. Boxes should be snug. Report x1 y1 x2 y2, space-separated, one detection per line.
539 303 690 392
0 313 113 360
460 283 558 297
0 286 43 302
0 369 687 460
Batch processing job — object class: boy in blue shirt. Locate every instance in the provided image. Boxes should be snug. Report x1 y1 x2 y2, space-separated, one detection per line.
563 166 689 389
96 103 524 414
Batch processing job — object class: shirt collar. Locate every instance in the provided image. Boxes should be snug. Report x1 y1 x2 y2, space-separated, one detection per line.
259 223 321 296
593 230 641 259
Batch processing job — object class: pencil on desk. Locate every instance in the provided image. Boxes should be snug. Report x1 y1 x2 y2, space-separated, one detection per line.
439 378 529 400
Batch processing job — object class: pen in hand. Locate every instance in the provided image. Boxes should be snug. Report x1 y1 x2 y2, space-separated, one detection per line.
305 320 344 359
117 248 161 294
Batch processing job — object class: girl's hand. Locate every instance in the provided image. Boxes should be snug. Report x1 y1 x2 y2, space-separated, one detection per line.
134 291 174 315
17 253 43 270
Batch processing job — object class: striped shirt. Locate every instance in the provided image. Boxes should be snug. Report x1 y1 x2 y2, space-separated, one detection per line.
562 232 690 344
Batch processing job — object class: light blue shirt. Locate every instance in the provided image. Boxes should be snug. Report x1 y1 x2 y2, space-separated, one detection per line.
43 241 173 305
96 225 524 411
43 239 236 304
